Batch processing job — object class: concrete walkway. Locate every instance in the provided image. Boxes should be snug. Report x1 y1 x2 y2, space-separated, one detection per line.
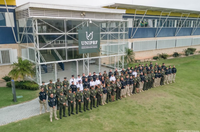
0 98 49 126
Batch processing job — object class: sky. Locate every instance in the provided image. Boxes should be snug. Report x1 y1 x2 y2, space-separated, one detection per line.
16 0 200 11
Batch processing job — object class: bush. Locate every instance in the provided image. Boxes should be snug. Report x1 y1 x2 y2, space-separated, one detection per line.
159 53 168 59
2 76 11 82
173 52 180 57
6 81 39 90
153 56 159 60
184 48 196 56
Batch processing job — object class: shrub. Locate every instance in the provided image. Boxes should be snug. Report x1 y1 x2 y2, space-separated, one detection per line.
184 48 196 56
173 52 180 57
6 81 39 90
2 76 11 82
159 53 168 59
153 56 159 60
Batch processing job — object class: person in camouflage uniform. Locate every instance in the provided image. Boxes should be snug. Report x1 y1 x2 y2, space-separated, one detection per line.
62 77 69 87
96 84 103 107
40 81 47 94
47 86 56 98
143 73 148 91
56 85 63 110
106 83 112 103
111 81 116 102
75 87 83 114
147 71 152 89
55 78 62 87
58 92 67 119
48 80 55 90
116 78 122 100
151 71 155 88
90 86 96 110
83 87 90 112
67 89 75 116
136 74 141 93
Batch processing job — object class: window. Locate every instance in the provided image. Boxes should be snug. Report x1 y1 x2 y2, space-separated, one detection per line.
0 50 11 64
0 12 6 26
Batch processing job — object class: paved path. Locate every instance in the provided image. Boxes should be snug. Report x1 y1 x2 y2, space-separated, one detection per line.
0 98 49 126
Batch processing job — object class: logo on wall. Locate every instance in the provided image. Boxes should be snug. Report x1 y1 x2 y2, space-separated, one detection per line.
86 31 93 40
78 27 100 54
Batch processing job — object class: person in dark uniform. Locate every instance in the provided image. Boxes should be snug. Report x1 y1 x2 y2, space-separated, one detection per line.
98 72 102 81
83 78 90 89
58 92 67 119
121 68 125 75
149 62 153 68
162 63 166 70
67 89 75 116
87 73 93 82
83 87 90 112
90 86 96 110
114 68 119 76
108 69 113 78
160 69 165 86
102 84 107 105
39 88 48 114
70 81 77 93
93 72 97 81
172 65 177 83
120 77 126 98
48 93 58 122
143 73 148 91
132 75 136 94
75 87 83 114
82 73 86 84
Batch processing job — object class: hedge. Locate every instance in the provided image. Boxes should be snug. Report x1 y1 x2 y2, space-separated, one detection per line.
2 76 11 82
6 81 39 90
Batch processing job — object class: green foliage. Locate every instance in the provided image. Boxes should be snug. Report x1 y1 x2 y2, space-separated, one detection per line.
173 52 180 57
158 53 168 59
8 57 35 81
184 48 196 56
153 56 159 60
124 48 135 64
6 81 39 90
2 76 11 82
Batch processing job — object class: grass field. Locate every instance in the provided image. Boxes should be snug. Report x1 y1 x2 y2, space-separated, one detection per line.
0 87 39 108
0 55 200 132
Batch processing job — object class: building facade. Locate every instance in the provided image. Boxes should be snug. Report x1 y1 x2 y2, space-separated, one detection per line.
0 0 18 80
105 3 200 59
15 3 128 84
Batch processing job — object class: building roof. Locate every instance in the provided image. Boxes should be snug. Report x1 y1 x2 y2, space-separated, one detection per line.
105 3 200 14
16 2 125 14
104 3 200 18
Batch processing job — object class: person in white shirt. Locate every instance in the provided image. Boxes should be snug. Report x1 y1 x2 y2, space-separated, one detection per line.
90 79 96 88
110 74 116 82
132 70 137 78
77 80 83 91
76 75 82 84
95 77 101 86
70 75 77 85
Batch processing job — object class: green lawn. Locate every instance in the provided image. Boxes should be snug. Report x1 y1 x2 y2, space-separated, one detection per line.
1 55 200 132
0 87 39 108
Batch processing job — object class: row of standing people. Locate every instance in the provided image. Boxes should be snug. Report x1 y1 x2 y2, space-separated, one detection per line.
39 62 177 122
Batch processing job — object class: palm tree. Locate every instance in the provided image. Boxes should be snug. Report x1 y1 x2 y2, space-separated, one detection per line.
124 48 135 64
8 57 35 81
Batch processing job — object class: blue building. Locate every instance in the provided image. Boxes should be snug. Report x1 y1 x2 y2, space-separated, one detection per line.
105 3 200 59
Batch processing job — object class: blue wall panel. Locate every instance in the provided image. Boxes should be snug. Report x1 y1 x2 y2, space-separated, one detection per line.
176 28 193 36
129 28 156 38
193 28 200 35
157 28 176 37
0 8 17 44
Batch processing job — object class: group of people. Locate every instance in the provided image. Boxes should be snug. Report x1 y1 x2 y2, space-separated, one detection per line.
38 62 177 122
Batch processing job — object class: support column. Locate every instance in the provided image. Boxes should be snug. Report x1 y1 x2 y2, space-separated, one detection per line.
55 63 57 81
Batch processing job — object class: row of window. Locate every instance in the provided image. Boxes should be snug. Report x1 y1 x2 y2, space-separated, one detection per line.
132 19 200 28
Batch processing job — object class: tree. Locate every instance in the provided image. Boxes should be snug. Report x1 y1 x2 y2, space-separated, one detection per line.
8 57 35 81
124 48 135 64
